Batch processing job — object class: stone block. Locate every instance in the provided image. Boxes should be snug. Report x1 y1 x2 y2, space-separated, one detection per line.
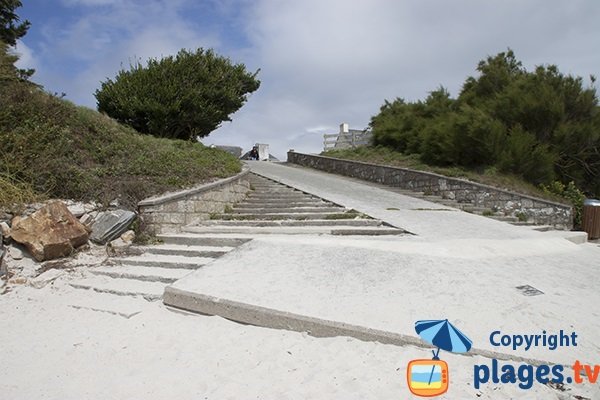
11 201 90 261
90 209 136 245
30 269 65 289
169 213 186 225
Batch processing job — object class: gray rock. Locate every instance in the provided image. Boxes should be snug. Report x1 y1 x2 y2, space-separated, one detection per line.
8 246 23 260
106 237 131 257
0 221 10 240
90 210 136 244
79 213 94 229
30 269 65 289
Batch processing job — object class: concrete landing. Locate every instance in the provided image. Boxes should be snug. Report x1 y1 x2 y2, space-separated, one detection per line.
165 234 600 366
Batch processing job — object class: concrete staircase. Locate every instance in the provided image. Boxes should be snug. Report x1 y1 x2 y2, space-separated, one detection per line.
184 173 406 235
67 235 250 309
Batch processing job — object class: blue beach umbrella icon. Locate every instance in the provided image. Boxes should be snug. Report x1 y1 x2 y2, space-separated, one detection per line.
415 319 473 384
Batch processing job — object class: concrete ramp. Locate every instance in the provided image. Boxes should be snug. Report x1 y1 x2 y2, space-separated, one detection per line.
164 234 600 366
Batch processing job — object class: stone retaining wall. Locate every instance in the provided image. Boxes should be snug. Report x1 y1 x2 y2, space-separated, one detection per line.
288 152 573 229
138 169 251 234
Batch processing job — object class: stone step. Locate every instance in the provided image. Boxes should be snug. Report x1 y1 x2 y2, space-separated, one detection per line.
156 234 251 247
233 200 332 210
461 206 490 213
421 195 444 201
251 188 293 193
250 185 293 189
138 244 233 258
90 265 192 284
240 199 326 205
195 219 382 227
331 228 407 236
388 189 426 197
246 193 314 200
62 289 147 318
182 225 395 235
231 207 344 214
111 254 215 269
488 215 519 222
438 201 461 208
219 212 353 221
509 221 537 226
69 276 165 301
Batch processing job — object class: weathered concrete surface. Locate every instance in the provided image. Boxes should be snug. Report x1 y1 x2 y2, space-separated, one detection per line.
248 162 548 241
165 234 600 366
288 152 573 228
164 162 599 366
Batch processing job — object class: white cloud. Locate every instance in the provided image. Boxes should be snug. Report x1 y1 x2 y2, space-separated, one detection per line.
210 0 600 159
26 0 600 159
13 40 37 71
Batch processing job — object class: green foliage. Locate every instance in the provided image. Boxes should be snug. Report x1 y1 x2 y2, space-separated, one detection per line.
95 48 260 141
0 0 29 46
0 45 242 210
540 181 586 227
370 49 600 198
0 173 41 212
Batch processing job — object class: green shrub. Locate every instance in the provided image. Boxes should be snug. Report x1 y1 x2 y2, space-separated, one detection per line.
0 47 241 210
95 48 260 141
368 49 600 198
540 181 586 228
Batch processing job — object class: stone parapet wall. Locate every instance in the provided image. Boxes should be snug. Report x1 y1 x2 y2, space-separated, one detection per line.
138 169 251 234
288 152 573 229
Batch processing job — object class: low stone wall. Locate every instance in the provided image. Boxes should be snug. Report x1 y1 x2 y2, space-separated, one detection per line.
138 169 251 234
288 152 573 229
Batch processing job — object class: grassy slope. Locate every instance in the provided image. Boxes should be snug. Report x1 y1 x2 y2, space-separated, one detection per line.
322 146 565 203
0 80 241 211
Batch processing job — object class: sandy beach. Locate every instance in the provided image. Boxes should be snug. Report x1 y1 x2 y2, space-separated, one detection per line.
1 275 599 400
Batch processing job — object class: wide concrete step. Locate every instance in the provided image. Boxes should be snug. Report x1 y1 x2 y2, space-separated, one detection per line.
510 221 537 226
250 186 292 190
182 225 397 235
461 206 489 213
111 254 215 269
240 199 327 206
195 219 382 227
331 228 407 236
388 189 426 197
90 265 192 283
156 234 251 247
233 201 332 208
438 201 461 208
246 194 314 200
231 207 344 214
69 276 165 301
139 244 233 258
219 212 353 220
488 215 519 222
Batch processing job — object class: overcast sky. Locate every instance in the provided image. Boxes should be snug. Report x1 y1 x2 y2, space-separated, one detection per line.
15 0 600 159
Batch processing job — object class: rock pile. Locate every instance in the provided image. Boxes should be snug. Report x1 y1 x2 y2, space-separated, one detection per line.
0 200 138 280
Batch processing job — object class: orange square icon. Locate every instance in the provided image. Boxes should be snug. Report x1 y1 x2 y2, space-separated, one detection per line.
406 359 449 397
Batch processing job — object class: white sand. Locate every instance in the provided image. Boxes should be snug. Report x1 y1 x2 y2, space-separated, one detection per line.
1 277 598 399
